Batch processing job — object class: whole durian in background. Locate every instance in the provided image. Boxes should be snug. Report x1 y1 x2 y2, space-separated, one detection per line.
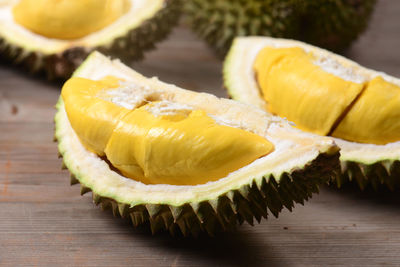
0 0 182 79
185 0 301 57
185 0 376 57
300 0 377 52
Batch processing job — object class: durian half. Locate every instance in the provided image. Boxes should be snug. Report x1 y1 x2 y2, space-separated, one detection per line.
224 37 400 190
0 0 181 79
54 51 340 236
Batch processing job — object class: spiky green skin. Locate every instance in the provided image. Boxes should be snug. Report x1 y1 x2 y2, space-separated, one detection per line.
59 151 339 236
299 0 377 52
334 160 400 191
185 0 301 57
0 0 181 80
184 0 375 57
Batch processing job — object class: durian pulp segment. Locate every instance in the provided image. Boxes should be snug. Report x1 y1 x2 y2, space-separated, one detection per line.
61 76 274 186
0 0 166 55
253 46 400 145
13 0 131 39
61 76 127 155
253 47 364 136
332 77 400 145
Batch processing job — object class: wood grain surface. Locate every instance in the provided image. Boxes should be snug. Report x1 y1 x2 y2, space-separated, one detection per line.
1 1 400 266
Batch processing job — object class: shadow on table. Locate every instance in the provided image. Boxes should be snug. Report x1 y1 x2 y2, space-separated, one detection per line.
95 212 285 267
124 224 285 267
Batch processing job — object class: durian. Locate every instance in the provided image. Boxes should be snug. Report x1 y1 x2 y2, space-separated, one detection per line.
184 0 375 57
224 36 400 190
185 0 300 57
0 0 181 79
299 0 376 52
55 51 340 236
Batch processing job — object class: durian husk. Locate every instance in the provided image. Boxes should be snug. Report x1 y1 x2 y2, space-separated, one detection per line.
55 51 340 236
60 153 339 236
224 36 400 190
0 0 181 80
184 0 301 58
299 0 376 52
184 0 376 57
336 160 400 191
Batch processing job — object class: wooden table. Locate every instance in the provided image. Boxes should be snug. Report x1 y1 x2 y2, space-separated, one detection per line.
1 1 400 266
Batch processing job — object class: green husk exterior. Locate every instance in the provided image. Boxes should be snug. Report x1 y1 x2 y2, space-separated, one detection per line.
335 160 400 191
60 150 339 236
185 0 301 57
299 0 377 52
184 0 376 57
0 0 181 80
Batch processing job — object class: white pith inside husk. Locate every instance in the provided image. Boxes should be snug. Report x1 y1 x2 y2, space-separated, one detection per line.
55 51 337 206
101 86 255 131
224 36 400 164
0 0 163 54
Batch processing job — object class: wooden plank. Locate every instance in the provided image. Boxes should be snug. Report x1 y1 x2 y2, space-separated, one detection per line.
1 0 400 266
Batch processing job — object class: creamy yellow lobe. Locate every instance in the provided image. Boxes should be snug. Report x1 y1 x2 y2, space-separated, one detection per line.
13 0 130 39
254 46 400 145
332 77 400 144
61 76 127 155
62 77 274 185
254 47 364 136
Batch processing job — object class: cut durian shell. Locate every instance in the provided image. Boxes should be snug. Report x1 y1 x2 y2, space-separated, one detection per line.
224 36 400 190
55 51 340 236
0 0 181 79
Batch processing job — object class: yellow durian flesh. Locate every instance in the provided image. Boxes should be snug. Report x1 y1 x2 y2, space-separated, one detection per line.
253 47 364 136
13 0 130 40
61 76 129 156
332 77 400 145
254 46 400 145
61 76 274 185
